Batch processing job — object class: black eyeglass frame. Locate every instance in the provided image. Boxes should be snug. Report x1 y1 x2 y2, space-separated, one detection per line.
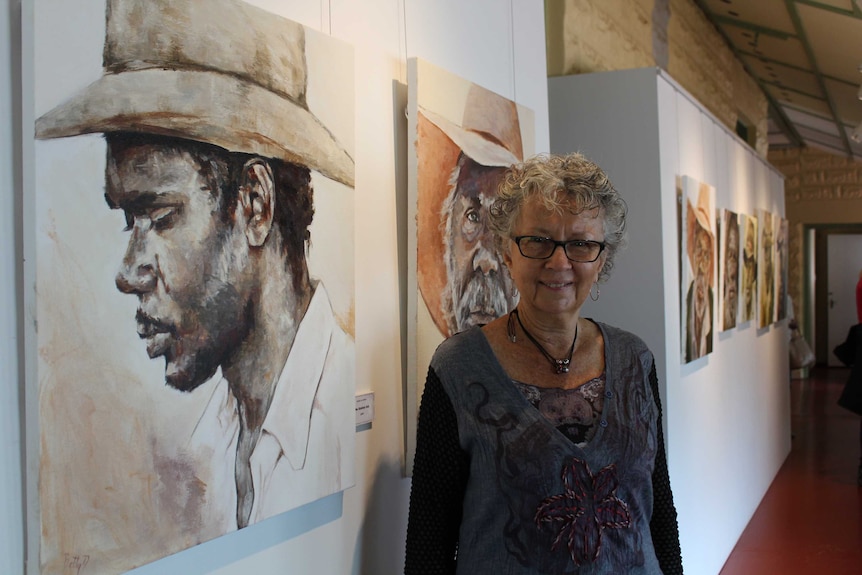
512 236 606 263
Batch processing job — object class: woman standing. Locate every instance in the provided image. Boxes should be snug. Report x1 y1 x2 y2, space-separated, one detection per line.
405 153 682 574
856 268 862 324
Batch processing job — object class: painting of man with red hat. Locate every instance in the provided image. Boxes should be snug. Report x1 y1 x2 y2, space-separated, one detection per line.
407 60 535 461
681 177 716 363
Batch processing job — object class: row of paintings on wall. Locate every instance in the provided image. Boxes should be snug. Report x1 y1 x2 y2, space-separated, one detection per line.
679 176 789 364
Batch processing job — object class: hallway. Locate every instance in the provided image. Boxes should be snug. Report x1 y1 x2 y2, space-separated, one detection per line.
719 367 862 574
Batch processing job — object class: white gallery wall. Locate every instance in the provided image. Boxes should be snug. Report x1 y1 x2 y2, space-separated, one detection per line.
3 1 549 574
549 68 790 575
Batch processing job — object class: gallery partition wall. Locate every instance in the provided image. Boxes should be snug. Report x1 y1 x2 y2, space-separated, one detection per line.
549 68 790 575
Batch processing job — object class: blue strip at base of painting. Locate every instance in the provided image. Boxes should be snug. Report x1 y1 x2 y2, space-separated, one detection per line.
127 491 344 575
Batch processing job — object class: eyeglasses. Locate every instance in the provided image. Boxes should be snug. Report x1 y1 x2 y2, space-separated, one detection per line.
512 236 606 262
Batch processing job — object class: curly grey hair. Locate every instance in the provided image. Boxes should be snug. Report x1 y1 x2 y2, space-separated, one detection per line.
488 152 627 282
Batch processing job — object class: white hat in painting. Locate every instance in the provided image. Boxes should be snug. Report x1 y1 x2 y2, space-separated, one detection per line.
420 83 523 167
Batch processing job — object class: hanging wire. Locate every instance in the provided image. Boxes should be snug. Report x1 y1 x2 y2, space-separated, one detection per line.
320 0 332 35
399 0 408 84
509 0 517 103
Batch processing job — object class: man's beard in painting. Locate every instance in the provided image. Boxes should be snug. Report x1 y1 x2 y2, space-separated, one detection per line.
742 255 755 309
450 265 513 333
724 285 737 327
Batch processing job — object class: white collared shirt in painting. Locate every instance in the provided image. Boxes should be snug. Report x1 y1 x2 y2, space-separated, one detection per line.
191 282 355 532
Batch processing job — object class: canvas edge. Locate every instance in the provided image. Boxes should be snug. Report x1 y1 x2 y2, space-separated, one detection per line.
404 57 419 477
21 0 41 572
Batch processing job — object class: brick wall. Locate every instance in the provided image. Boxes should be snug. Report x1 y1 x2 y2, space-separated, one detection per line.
546 0 768 157
769 147 862 323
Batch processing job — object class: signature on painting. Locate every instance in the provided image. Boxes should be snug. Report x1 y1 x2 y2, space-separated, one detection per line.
63 553 89 575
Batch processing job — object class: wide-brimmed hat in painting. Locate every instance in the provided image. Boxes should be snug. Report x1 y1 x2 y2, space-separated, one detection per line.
35 0 354 188
686 183 715 287
420 82 524 168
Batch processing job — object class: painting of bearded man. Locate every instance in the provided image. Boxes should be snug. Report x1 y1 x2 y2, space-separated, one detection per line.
720 210 740 331
407 59 535 468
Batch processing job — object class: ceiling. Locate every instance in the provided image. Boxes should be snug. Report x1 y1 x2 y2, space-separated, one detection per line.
695 0 862 161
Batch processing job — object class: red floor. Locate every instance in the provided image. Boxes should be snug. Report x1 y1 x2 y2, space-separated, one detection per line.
719 367 862 575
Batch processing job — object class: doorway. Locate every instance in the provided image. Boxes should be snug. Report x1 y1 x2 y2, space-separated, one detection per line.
826 234 862 366
813 226 862 365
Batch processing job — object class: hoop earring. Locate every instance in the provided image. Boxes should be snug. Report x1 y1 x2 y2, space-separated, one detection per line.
590 282 600 302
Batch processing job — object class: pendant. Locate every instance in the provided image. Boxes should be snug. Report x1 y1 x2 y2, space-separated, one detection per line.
507 310 518 343
510 308 577 375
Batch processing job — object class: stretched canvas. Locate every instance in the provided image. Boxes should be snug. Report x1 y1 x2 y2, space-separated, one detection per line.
775 218 789 321
680 176 716 363
680 176 717 363
719 209 740 332
30 0 355 572
740 213 758 324
758 210 776 329
406 58 535 470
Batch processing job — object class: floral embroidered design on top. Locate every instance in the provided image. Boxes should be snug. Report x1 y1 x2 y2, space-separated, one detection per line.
534 458 631 565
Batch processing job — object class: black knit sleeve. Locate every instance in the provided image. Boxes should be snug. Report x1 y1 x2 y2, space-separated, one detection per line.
648 363 684 574
404 366 470 575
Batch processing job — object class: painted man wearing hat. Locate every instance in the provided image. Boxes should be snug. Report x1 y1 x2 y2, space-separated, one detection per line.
420 84 522 336
759 212 775 328
741 216 758 323
722 211 740 331
36 0 355 531
685 184 715 362
775 220 787 321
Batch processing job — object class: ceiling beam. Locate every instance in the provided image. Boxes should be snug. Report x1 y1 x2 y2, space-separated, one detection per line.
706 15 794 39
761 80 822 102
795 0 861 19
765 92 805 147
735 50 859 88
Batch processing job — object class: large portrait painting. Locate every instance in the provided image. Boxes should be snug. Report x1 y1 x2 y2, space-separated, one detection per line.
775 217 789 322
719 209 740 332
405 58 535 469
740 213 758 324
680 176 716 363
758 210 776 329
31 0 356 572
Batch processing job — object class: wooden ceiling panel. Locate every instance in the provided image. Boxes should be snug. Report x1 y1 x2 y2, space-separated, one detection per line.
742 55 822 98
700 0 795 34
806 0 855 12
784 106 842 136
724 26 808 68
769 88 833 117
797 126 846 150
797 3 862 83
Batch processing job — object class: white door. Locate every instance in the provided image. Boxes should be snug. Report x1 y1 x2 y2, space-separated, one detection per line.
827 234 862 366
